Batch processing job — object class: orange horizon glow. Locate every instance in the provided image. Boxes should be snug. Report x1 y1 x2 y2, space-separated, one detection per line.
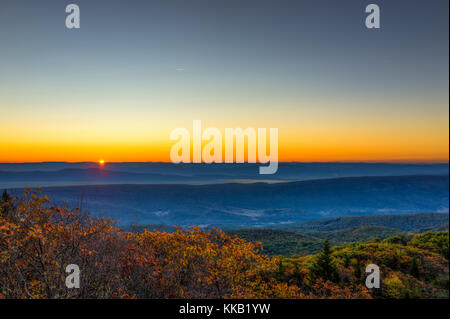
1 1 448 168
2 87 448 165
0 145 447 164
1 101 448 164
0 134 448 163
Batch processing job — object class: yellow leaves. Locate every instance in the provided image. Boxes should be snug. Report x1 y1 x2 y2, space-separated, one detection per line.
382 272 414 299
4 189 434 299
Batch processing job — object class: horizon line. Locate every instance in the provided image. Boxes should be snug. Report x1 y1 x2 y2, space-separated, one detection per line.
0 161 448 165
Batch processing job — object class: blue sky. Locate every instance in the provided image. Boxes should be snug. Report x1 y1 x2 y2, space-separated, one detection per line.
0 0 448 162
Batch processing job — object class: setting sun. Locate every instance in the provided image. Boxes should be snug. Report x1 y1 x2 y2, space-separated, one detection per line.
99 160 105 165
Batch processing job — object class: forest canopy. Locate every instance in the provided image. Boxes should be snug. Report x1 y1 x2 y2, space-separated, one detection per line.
0 190 448 299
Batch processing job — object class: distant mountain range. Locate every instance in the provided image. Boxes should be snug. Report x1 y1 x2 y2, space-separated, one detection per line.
1 162 448 188
9 175 448 227
0 168 194 186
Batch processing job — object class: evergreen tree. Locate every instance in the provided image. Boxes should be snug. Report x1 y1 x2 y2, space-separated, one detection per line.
1 189 9 203
409 256 420 278
275 259 287 282
310 240 339 283
0 189 12 219
353 257 362 280
343 254 350 268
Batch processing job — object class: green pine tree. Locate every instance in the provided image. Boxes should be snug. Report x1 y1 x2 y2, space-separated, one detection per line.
343 254 350 268
353 257 362 280
310 240 339 283
1 189 9 203
0 189 12 219
409 256 420 278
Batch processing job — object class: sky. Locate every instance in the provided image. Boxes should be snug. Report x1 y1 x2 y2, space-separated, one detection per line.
0 0 448 163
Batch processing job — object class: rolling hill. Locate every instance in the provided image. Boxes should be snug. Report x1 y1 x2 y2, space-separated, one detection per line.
10 175 447 227
1 162 448 188
274 212 449 232
227 213 449 256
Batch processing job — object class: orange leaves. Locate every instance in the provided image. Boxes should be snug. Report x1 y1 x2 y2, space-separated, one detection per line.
306 278 372 299
3 190 445 299
114 226 285 299
0 189 368 300
0 190 125 298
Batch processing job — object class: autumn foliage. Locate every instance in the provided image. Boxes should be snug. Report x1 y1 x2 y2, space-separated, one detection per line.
0 190 448 299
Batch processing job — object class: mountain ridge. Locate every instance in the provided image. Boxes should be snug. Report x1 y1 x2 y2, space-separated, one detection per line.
8 175 448 226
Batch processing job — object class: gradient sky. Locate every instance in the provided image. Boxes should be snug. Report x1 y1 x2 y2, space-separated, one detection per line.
0 0 448 163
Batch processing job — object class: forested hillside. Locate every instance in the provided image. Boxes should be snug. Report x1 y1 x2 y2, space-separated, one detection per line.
227 226 402 256
274 213 449 232
226 229 325 256
277 232 449 299
1 190 448 299
227 213 449 256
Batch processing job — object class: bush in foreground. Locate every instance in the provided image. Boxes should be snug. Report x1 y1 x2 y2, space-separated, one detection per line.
1 190 447 299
